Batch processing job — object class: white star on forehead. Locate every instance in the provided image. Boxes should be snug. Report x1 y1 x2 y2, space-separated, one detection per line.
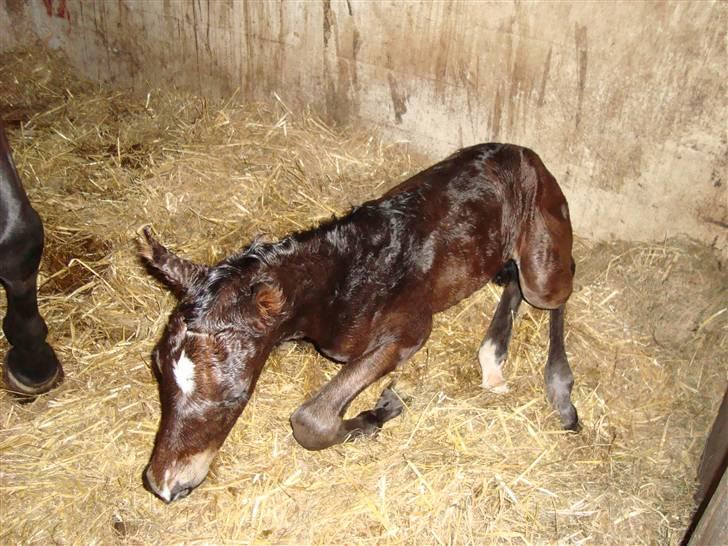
173 350 196 395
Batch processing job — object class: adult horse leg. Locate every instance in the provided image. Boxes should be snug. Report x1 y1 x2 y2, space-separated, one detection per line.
2 252 63 396
1 127 62 396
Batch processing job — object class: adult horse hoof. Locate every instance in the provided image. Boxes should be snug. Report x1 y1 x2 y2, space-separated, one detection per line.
3 342 63 398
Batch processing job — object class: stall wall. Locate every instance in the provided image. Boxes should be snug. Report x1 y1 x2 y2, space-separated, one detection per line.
2 0 726 253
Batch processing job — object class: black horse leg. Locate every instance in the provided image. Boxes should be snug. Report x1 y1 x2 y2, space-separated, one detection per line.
1 125 62 396
1 220 63 395
2 273 63 395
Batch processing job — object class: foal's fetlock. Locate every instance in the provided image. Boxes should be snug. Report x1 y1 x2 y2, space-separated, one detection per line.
547 391 579 432
345 388 405 440
348 410 383 436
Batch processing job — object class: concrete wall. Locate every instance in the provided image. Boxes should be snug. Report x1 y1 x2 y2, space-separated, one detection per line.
2 0 726 253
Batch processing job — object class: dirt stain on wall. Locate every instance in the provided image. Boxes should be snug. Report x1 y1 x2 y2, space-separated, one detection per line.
387 73 408 124
537 46 552 108
322 0 360 123
6 0 725 252
574 24 588 128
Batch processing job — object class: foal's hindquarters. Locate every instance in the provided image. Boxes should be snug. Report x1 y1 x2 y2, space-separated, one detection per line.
478 154 578 430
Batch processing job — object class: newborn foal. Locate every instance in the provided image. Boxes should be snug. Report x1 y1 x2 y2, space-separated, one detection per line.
140 143 578 503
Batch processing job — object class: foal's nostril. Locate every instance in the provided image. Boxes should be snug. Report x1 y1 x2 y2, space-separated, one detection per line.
142 466 156 494
170 485 192 502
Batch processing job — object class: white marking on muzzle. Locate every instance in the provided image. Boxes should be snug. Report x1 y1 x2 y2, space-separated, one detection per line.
174 350 196 395
478 339 509 393
154 448 218 502
158 469 172 503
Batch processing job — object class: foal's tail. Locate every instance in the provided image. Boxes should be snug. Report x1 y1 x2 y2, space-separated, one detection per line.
492 260 518 286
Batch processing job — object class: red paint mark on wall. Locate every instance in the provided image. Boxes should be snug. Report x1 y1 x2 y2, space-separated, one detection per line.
56 0 69 20
41 0 72 23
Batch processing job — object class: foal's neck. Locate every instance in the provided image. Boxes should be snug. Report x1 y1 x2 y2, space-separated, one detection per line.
266 232 346 341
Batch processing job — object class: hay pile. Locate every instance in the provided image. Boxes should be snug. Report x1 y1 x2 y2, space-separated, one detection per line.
1 47 726 544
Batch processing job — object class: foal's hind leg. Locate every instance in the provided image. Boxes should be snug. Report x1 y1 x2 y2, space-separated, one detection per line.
479 262 522 393
515 200 578 429
518 258 578 430
545 305 579 430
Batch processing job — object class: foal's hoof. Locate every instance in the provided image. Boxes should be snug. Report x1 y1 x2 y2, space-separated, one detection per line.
561 407 581 433
482 381 510 394
563 419 582 433
374 385 404 425
4 342 63 398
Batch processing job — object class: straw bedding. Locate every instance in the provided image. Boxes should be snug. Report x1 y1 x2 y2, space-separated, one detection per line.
1 48 726 545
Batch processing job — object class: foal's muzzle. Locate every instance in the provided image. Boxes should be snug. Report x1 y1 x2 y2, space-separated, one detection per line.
143 448 217 503
143 465 199 503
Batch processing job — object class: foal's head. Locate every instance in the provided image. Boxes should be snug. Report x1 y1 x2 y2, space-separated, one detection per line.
138 228 285 502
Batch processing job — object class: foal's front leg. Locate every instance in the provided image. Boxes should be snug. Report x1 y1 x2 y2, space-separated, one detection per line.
290 339 423 451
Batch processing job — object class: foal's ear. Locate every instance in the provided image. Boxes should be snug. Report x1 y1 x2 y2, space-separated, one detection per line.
137 227 209 298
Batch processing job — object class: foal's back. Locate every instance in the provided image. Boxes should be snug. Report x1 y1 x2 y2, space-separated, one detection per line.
314 143 567 315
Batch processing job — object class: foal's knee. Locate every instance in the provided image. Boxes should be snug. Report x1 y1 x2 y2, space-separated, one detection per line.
290 405 339 451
